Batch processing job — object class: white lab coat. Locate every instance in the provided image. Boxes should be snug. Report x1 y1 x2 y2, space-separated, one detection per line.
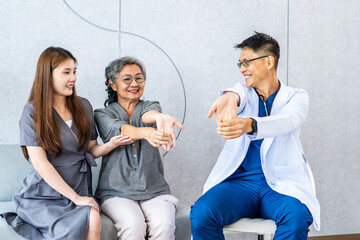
203 81 320 230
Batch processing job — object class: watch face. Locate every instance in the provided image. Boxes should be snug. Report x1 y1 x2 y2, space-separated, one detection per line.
251 118 257 133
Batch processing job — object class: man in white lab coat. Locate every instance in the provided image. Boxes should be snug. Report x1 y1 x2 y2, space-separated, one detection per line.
190 32 320 240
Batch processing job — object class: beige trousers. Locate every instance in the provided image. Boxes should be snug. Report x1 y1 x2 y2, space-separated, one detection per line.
101 194 178 240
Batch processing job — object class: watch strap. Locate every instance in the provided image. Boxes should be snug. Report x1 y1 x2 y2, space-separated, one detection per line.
249 118 257 135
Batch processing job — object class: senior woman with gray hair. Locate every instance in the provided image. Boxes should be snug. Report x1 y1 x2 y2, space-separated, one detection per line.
94 57 184 240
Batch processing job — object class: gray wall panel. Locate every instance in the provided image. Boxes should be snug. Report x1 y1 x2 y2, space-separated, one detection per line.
289 0 360 236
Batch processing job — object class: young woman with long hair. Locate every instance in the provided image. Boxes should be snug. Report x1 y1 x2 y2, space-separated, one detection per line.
1 47 132 240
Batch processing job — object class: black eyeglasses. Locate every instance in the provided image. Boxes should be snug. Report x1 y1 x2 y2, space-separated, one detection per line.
237 55 268 69
119 74 145 85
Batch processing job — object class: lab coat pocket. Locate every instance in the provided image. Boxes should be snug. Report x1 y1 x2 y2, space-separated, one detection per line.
274 163 307 181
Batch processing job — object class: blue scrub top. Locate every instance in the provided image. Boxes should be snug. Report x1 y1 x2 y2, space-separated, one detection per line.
226 86 279 180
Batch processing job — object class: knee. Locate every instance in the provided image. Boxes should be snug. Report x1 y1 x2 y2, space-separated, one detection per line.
89 207 102 236
190 198 219 231
149 216 176 237
114 218 146 237
128 220 146 232
281 206 312 233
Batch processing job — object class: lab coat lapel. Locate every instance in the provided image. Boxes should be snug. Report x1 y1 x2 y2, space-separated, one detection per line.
270 81 291 114
261 81 291 159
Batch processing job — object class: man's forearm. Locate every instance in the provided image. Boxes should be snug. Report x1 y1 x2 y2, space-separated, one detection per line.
223 91 240 106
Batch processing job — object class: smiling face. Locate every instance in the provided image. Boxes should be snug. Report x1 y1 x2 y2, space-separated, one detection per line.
52 58 77 98
239 47 269 89
110 64 145 103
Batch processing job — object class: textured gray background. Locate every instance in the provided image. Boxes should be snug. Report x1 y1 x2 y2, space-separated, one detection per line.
0 0 359 238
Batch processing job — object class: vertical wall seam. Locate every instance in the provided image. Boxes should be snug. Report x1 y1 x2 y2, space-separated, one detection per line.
286 0 290 85
119 0 122 57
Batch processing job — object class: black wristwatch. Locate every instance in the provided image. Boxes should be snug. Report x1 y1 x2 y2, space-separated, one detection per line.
249 118 257 135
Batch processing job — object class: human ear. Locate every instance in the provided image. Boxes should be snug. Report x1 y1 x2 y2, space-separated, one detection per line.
267 56 275 70
109 79 117 92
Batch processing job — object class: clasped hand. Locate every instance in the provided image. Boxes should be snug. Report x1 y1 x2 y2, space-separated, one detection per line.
216 117 252 139
154 113 185 151
108 135 133 148
208 92 251 139
72 195 99 212
145 129 171 150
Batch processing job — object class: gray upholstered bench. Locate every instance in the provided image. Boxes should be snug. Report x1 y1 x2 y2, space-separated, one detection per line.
0 145 191 240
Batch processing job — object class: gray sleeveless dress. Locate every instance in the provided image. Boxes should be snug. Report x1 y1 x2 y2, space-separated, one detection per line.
1 97 98 240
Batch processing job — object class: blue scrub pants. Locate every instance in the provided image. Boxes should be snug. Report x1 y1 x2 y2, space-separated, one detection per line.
190 173 313 240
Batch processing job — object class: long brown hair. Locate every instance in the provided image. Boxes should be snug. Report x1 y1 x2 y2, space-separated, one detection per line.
22 47 90 160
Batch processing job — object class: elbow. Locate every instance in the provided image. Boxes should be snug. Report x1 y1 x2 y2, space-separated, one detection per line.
295 107 308 128
141 115 152 125
32 161 41 172
31 159 47 175
88 145 96 157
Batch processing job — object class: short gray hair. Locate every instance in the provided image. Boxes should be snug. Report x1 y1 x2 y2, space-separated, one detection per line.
104 56 147 106
105 56 146 84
